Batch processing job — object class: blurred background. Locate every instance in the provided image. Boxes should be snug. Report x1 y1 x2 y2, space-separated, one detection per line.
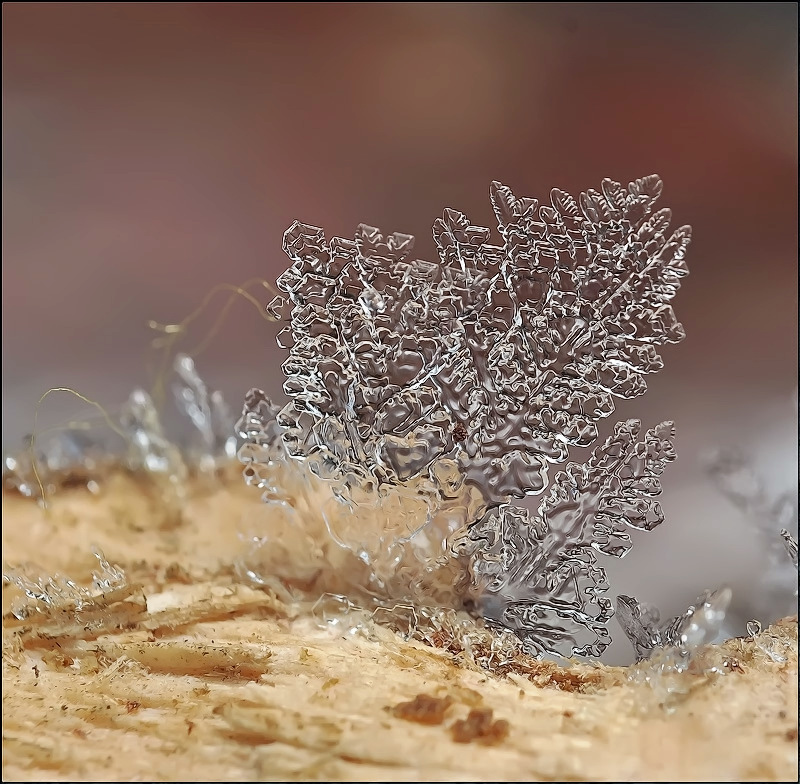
2 3 797 661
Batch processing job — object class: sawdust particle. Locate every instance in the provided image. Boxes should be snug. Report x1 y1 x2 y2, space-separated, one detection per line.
451 708 510 745
392 693 454 726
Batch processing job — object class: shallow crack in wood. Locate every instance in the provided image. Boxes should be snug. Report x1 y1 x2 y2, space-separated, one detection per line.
2 472 798 781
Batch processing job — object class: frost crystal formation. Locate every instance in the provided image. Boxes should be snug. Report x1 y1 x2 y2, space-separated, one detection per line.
616 587 732 661
3 354 238 506
173 354 239 470
3 548 129 621
242 176 692 658
458 419 678 657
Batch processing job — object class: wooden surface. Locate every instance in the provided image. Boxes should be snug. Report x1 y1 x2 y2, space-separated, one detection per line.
2 472 798 782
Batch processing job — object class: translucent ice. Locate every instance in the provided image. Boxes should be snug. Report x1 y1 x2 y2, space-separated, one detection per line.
3 547 129 621
781 528 798 570
617 587 733 661
173 353 238 471
241 176 692 658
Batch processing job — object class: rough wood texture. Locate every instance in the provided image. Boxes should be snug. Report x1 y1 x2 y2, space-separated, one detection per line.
2 473 798 782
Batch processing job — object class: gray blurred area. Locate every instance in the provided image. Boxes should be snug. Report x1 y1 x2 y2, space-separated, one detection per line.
2 3 797 662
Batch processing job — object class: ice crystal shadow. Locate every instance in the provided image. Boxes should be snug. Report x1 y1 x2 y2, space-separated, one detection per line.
241 175 692 658
706 448 799 614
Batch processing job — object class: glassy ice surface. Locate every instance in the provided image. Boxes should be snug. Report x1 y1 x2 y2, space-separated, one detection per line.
242 176 692 658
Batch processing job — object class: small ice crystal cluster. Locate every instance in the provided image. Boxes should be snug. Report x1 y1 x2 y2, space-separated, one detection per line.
621 588 740 710
241 176 692 658
122 353 237 479
120 388 187 480
2 547 127 621
172 354 238 470
3 430 111 500
3 354 237 504
616 587 732 661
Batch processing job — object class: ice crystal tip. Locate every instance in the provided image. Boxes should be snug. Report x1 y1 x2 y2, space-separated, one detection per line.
172 353 238 465
238 176 693 659
781 529 799 569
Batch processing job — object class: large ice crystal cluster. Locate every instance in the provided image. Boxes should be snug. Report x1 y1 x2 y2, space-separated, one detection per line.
240 176 692 657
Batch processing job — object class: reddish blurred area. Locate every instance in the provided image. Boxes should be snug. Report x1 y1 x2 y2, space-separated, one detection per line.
2 3 797 653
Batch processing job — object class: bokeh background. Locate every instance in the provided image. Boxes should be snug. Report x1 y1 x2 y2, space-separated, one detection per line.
3 3 797 661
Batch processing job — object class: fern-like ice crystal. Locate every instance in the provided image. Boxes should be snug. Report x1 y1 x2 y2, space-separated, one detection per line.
241 176 692 657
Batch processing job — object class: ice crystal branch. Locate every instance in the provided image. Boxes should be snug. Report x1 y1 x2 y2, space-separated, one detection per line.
782 529 798 570
456 420 677 657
